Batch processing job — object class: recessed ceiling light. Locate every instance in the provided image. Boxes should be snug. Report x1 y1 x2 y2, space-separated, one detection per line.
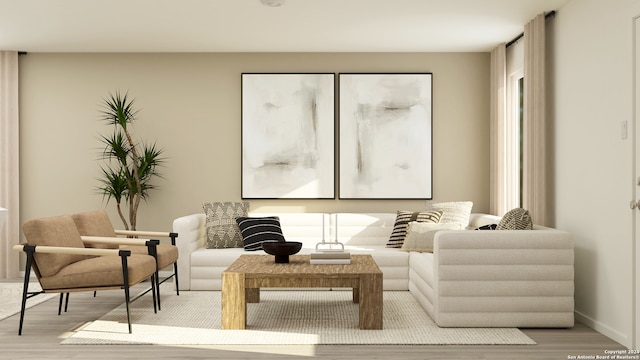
260 0 285 7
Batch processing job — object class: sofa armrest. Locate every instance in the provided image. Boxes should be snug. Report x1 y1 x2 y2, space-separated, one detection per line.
431 229 574 327
173 213 206 290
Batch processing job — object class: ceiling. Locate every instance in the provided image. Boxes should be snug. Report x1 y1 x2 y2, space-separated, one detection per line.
0 0 571 53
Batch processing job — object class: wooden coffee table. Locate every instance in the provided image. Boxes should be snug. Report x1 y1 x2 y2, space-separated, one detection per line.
221 254 383 330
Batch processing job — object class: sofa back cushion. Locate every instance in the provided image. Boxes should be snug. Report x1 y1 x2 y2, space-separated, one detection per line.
467 213 502 230
332 213 396 246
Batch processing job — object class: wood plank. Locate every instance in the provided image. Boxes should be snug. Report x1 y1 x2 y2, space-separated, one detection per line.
0 279 628 359
359 272 383 329
221 271 245 329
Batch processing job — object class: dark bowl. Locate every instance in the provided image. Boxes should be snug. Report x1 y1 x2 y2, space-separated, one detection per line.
262 241 302 263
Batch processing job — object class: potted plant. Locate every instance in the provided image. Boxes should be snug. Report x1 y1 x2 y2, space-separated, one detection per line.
96 91 165 230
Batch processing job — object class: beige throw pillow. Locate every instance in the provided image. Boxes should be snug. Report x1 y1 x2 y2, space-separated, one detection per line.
203 201 250 249
428 201 473 229
497 208 533 230
400 222 462 252
386 210 442 248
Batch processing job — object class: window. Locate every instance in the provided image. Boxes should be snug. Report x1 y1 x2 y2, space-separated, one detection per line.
505 40 524 211
518 76 524 207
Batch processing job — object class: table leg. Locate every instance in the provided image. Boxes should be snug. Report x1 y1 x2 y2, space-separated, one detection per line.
222 272 246 329
358 273 383 329
246 287 260 303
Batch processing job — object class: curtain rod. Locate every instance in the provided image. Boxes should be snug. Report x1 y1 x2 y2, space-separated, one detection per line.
506 10 556 48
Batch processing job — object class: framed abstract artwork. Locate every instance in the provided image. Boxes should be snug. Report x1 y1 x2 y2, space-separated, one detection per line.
241 73 335 199
338 73 433 199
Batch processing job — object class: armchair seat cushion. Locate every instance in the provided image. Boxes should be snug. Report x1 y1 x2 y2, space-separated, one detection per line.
123 244 179 269
39 254 157 291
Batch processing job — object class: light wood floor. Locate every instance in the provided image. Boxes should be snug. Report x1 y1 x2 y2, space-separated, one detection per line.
0 280 628 360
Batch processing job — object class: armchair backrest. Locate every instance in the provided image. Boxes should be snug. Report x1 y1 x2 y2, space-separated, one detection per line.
22 215 88 278
71 210 118 249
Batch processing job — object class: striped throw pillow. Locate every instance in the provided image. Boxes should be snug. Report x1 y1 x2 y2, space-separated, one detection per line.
236 216 286 251
386 210 442 248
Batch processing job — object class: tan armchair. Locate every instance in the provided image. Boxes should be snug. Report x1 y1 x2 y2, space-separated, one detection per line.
71 210 179 310
15 215 158 335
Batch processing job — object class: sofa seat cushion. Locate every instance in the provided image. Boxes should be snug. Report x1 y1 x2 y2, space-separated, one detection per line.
343 245 407 264
192 247 259 268
191 245 346 267
401 222 462 252
342 245 409 290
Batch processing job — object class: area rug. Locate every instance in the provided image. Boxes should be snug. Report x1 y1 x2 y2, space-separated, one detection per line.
61 290 536 345
0 282 58 321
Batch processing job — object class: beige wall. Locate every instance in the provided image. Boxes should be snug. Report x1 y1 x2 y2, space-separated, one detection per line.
18 52 489 235
553 0 636 347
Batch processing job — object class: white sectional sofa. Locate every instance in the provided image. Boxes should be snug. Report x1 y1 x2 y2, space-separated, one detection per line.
173 212 574 328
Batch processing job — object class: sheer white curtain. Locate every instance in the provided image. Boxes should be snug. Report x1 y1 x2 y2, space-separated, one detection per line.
0 51 19 279
523 14 547 226
490 43 507 216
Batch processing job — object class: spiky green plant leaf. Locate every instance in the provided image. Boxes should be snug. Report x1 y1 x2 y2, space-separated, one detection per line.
95 92 165 230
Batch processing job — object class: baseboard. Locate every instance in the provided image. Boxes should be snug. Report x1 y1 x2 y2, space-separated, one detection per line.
575 310 630 348
18 271 36 279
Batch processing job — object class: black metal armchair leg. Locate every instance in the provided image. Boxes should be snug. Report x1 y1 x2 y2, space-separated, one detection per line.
173 261 180 296
156 271 161 310
151 274 157 314
120 250 132 334
64 292 69 312
144 240 161 311
170 232 179 296
18 246 35 336
119 248 158 333
58 294 64 315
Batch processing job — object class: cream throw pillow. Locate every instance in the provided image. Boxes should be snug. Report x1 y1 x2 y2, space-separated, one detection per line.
428 201 473 229
400 222 462 252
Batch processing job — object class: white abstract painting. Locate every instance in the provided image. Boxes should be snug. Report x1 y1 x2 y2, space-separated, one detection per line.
339 73 432 199
242 73 335 199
